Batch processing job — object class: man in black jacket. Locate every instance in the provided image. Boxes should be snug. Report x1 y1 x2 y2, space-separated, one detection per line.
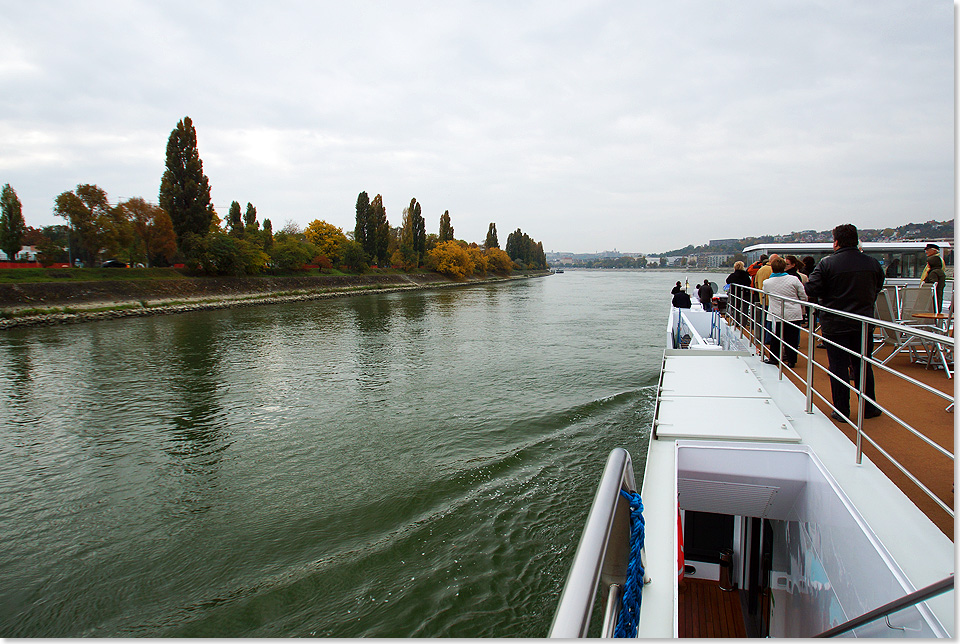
672 289 692 308
697 279 714 311
805 224 885 421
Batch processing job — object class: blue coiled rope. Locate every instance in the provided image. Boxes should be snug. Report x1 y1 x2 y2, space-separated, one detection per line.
614 489 645 638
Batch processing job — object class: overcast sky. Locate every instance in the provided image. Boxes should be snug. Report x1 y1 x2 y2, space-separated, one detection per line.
1 0 953 254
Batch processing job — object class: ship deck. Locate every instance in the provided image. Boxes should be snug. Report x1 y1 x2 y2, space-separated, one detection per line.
638 320 955 638
782 327 954 540
678 579 747 638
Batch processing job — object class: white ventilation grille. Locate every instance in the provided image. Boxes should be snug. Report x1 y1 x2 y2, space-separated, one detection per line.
679 478 780 517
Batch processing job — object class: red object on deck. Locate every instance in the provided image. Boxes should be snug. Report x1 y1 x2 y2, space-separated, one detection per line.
678 508 685 581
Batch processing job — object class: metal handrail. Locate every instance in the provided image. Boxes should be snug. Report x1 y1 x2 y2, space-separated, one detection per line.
549 448 640 638
726 283 955 518
814 575 954 637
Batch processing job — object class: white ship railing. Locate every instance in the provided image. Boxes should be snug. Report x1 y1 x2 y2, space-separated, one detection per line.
548 448 642 638
726 283 955 519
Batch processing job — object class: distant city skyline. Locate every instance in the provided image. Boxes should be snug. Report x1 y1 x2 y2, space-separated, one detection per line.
546 217 954 257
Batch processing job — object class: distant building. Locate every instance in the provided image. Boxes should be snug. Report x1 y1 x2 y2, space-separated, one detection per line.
0 246 38 262
708 238 738 247
706 253 732 268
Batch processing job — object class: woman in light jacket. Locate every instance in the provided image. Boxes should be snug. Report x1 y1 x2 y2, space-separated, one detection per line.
762 256 808 368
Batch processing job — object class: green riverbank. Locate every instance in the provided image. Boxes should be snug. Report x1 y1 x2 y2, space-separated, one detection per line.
0 271 550 328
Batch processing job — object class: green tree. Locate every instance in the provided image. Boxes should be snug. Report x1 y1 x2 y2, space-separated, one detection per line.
368 194 389 266
401 198 425 267
35 225 69 265
262 218 273 251
505 228 520 262
485 223 499 249
413 202 425 262
102 203 135 261
35 235 65 266
354 191 370 253
340 240 368 272
0 184 27 261
269 235 318 271
54 184 112 264
195 231 268 276
505 228 546 269
425 232 438 254
121 198 177 267
243 202 259 236
159 116 214 250
439 210 454 242
227 201 243 238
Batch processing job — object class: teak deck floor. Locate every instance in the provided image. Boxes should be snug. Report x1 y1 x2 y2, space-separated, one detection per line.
678 578 747 638
790 329 954 540
741 321 954 540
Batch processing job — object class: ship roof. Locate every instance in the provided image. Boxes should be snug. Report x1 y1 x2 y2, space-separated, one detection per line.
742 240 953 253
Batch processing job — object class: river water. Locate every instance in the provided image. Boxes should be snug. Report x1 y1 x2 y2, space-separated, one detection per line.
0 270 716 637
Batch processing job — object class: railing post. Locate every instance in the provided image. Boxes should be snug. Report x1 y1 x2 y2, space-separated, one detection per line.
806 301 816 414
601 584 621 638
856 320 867 465
549 449 637 638
814 575 955 638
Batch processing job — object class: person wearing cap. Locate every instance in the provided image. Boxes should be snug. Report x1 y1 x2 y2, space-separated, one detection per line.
920 243 946 313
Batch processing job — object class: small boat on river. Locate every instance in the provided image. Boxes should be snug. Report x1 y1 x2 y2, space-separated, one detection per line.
550 282 955 637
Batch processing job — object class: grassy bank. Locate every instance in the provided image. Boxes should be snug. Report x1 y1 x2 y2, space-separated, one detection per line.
0 270 550 327
0 267 191 283
0 266 407 284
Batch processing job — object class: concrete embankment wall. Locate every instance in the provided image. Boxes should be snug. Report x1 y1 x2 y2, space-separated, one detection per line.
0 272 548 329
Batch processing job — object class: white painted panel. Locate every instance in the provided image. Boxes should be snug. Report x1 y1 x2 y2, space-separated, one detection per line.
661 354 769 398
657 397 800 443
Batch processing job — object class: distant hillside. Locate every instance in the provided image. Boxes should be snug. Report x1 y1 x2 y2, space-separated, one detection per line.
658 219 954 257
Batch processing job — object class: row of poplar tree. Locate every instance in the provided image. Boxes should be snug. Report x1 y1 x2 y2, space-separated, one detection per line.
351 191 547 274
0 116 548 275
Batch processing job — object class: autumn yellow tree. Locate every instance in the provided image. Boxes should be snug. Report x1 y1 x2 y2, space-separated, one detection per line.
467 244 487 276
485 247 514 275
304 219 349 264
427 240 475 279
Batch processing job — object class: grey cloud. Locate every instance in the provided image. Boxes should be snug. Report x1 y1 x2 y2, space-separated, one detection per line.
0 0 951 253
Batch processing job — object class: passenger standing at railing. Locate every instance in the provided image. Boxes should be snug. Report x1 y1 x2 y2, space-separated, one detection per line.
801 255 818 329
804 224 885 421
697 279 714 311
726 261 752 326
920 243 946 313
784 255 808 284
762 257 807 368
755 254 779 349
